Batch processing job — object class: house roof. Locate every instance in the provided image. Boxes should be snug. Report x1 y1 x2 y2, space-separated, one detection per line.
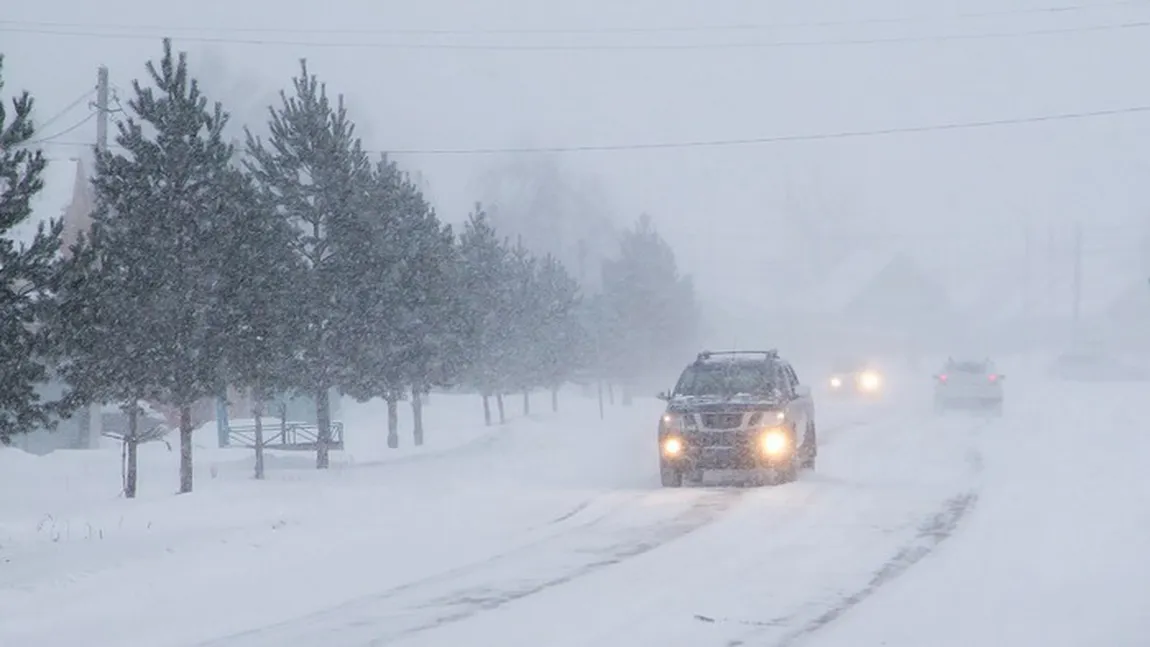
797 249 949 317
847 254 955 325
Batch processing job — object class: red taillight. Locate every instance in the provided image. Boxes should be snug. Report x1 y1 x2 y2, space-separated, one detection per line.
988 374 998 382
938 374 948 382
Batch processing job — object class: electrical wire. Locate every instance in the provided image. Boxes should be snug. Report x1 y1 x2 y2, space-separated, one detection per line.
35 87 96 132
3 19 1150 50
31 102 1150 156
27 111 97 146
2 0 1148 36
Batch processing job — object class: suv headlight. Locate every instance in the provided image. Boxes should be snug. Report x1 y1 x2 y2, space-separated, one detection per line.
760 428 789 455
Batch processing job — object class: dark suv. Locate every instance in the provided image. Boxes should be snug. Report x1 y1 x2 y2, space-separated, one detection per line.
656 350 817 487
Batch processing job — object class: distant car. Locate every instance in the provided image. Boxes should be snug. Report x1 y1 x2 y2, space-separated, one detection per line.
933 358 1004 415
827 358 885 398
656 350 817 487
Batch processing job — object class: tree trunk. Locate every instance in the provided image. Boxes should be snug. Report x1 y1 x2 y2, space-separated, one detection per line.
126 439 139 497
252 390 265 480
551 386 559 413
597 380 604 419
482 394 492 426
315 387 331 469
124 402 139 498
387 396 399 449
280 402 288 446
179 405 193 493
412 388 424 447
522 390 530 416
496 393 506 424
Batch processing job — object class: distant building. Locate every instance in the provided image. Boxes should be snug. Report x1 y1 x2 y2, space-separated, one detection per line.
783 249 955 357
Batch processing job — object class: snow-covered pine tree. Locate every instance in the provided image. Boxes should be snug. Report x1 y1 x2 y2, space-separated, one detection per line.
244 59 373 469
504 239 541 415
600 214 698 402
0 56 64 445
335 155 409 450
87 39 243 493
388 167 457 446
48 230 158 497
532 253 584 412
457 204 513 425
210 170 301 479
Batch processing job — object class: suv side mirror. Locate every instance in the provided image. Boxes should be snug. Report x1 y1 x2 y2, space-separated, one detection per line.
794 385 811 398
657 391 670 401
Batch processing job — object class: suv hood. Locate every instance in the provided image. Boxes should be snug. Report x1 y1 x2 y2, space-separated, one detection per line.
666 393 784 413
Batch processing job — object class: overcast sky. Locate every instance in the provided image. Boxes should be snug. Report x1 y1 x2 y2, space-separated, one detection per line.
4 0 1149 340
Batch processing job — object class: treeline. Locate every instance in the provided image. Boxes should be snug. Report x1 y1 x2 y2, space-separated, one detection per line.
0 41 699 496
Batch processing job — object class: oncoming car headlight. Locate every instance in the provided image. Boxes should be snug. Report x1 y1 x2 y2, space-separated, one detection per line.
760 428 789 455
857 370 882 391
662 437 684 456
829 376 843 388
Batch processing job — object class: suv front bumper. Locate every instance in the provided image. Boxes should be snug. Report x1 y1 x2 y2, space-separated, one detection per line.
660 428 796 470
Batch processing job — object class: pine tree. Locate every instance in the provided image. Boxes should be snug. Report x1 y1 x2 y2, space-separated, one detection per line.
210 171 301 479
86 39 241 493
504 240 541 414
600 214 698 401
457 204 513 425
0 55 64 444
48 231 156 496
532 253 584 412
244 59 373 469
335 155 408 450
388 167 457 446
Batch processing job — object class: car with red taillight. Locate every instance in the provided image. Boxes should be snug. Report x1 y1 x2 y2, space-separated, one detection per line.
933 357 1004 415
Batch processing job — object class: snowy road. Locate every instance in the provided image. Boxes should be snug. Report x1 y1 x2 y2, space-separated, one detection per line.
5 374 1146 646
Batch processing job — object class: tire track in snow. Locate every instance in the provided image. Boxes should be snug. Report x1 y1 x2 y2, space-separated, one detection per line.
364 490 746 646
362 415 893 645
702 416 989 647
195 414 891 647
758 491 979 647
195 488 746 647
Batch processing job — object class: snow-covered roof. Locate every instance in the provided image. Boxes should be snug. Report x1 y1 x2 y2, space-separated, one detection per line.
795 249 949 318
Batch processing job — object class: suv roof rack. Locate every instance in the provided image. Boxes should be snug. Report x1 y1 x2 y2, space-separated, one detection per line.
696 350 778 363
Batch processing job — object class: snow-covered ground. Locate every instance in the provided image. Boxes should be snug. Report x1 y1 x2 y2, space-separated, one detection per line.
2 371 1148 646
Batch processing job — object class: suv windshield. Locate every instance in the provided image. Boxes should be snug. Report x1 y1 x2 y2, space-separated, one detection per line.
949 361 988 373
673 362 781 397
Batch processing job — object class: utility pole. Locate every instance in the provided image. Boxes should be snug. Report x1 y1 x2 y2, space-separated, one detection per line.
96 66 109 153
77 66 111 450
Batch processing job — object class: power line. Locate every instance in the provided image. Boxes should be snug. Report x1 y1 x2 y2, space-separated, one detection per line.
3 1 1147 36
28 111 97 145
3 20 1150 50
35 103 1150 156
35 87 96 132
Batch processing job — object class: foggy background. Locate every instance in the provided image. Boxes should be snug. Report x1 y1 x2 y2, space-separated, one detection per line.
6 0 1150 363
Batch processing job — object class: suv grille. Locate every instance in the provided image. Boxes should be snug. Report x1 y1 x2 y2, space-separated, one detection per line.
700 413 744 429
